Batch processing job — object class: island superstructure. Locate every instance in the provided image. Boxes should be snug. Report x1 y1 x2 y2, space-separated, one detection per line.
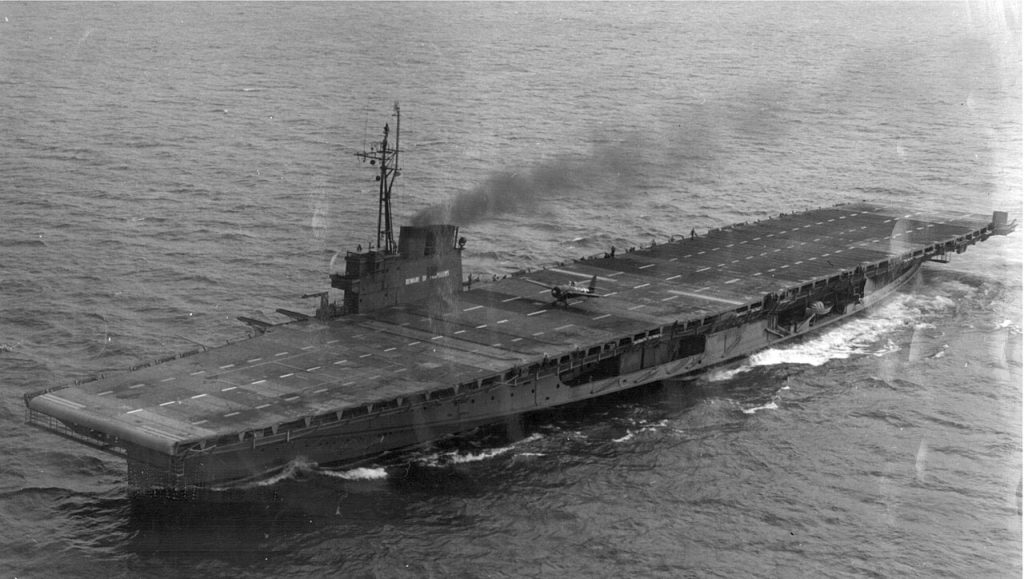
25 105 1017 489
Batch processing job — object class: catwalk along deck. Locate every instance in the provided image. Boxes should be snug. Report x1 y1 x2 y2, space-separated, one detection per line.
24 107 1017 489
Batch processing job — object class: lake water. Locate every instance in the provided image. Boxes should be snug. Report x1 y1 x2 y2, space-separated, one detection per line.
1 2 1020 577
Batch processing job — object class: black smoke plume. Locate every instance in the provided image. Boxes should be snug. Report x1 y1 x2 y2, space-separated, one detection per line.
410 143 643 226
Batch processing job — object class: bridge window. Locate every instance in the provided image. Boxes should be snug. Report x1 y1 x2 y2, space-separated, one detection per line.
424 232 436 256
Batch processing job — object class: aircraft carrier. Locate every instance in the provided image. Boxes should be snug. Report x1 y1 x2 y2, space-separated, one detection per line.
24 105 1017 490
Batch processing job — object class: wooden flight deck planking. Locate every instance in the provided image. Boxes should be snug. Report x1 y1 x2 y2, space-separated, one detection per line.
34 203 999 452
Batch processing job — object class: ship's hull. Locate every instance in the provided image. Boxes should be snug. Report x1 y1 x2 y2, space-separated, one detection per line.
127 260 921 489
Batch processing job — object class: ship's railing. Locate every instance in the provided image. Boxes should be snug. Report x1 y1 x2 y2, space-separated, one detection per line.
24 407 128 459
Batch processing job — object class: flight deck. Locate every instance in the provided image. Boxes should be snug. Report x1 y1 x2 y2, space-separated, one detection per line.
27 203 1003 457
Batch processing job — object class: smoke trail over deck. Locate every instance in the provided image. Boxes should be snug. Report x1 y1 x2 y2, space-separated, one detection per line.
410 143 644 226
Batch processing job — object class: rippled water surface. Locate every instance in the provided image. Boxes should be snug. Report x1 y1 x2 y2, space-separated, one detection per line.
1 3 1020 577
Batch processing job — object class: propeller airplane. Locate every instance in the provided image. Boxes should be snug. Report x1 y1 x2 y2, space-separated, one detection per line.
524 274 603 307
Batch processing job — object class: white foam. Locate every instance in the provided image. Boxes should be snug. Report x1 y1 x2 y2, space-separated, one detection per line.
741 401 778 415
321 466 389 480
705 293 949 381
422 446 514 466
613 431 636 443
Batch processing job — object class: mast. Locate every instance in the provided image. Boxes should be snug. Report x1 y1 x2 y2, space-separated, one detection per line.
356 102 400 254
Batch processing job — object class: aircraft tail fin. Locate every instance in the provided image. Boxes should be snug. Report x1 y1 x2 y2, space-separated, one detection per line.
588 275 597 293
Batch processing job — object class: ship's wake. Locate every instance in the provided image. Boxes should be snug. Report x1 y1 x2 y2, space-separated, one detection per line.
704 292 957 382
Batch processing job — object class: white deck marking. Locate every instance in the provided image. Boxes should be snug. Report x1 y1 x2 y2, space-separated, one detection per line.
190 370 206 376
98 391 113 396
191 394 207 399
475 324 488 329
284 396 300 402
633 283 650 289
666 290 745 305
279 373 294 378
333 359 348 365
662 295 679 301
696 267 710 272
511 338 523 342
592 314 611 320
326 339 339 345
251 379 266 385
725 278 740 284
628 304 646 310
130 383 146 389
502 296 520 303
306 366 321 372
256 403 271 409
454 330 467 335
666 275 681 281
554 324 574 331
224 412 240 418
407 342 420 346
222 386 238 391
219 364 235 370
127 409 143 414
301 345 315 350
497 319 509 324
247 358 262 363
384 347 397 352
313 388 328 394
639 263 655 269
463 305 483 312
160 401 176 406
527 310 546 316
275 352 289 357
161 377 175 383
430 336 444 341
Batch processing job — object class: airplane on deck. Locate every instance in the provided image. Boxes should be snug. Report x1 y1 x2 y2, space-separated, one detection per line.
524 274 603 307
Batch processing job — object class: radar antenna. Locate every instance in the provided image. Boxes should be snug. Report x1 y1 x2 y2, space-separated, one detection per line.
356 102 401 254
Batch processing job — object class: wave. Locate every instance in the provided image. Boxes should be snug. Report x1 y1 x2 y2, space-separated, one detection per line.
705 293 954 381
318 466 389 481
